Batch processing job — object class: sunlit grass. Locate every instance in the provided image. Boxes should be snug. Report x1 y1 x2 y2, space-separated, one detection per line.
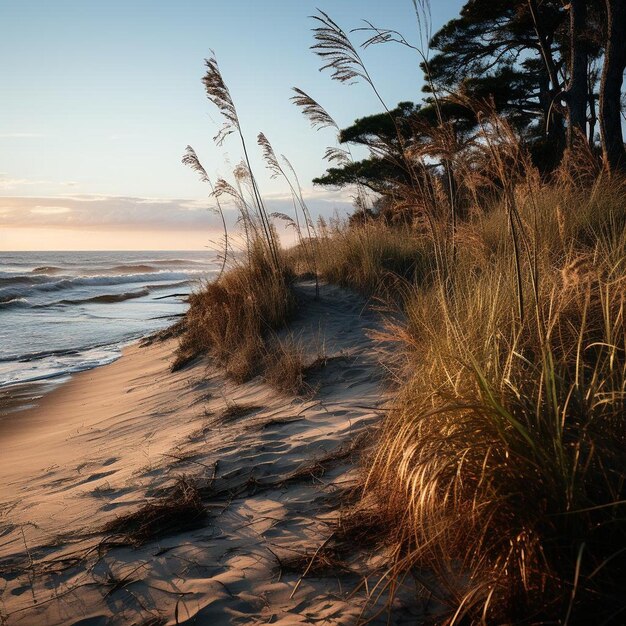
362 178 626 623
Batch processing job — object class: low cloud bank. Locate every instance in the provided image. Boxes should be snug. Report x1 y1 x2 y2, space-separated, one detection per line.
0 190 354 232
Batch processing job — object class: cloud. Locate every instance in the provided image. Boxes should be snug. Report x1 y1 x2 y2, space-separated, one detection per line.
0 190 353 232
0 177 31 190
0 132 46 139
30 206 72 215
0 173 77 190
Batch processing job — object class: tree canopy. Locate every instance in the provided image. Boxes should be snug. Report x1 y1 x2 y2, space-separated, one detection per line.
312 0 625 207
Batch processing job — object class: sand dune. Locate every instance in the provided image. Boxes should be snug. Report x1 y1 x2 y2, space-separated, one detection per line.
0 283 421 625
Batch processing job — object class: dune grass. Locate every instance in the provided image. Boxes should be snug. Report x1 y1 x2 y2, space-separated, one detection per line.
178 18 626 621
174 241 295 382
359 178 626 623
288 219 432 298
275 143 626 623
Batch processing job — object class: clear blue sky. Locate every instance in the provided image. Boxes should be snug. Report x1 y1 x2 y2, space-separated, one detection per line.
0 0 464 249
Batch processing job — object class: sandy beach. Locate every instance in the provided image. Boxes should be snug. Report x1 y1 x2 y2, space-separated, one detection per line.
0 283 420 625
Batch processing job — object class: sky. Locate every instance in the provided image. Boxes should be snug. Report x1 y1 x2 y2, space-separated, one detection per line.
0 0 464 251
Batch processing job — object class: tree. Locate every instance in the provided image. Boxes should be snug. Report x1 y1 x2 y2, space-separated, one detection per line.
600 0 626 172
312 0 623 213
427 0 606 170
564 0 589 143
427 0 568 170
312 102 419 196
312 99 484 203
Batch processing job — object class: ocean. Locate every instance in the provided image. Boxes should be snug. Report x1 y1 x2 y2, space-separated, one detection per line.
0 251 216 416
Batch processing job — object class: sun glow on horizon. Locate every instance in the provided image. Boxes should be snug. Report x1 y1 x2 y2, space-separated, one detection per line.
0 227 223 252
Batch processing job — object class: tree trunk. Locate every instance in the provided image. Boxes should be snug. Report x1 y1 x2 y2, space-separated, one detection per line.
588 67 598 145
528 0 567 167
600 0 626 172
528 0 562 95
566 0 589 145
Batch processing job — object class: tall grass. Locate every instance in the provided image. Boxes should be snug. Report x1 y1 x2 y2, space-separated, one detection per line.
177 56 296 381
363 177 626 623
175 240 294 381
176 12 626 621
288 218 433 298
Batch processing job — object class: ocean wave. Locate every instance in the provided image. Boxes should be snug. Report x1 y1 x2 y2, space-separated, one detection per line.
56 288 151 306
144 258 206 266
109 264 160 274
31 265 63 274
0 347 121 387
0 253 216 396
0 339 130 364
6 280 193 310
28 263 180 276
0 273 49 287
0 347 81 363
0 271 204 301
106 260 208 273
0 297 29 309
67 270 203 287
144 279 191 291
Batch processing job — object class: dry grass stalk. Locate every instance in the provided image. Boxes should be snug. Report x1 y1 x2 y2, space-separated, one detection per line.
103 477 206 547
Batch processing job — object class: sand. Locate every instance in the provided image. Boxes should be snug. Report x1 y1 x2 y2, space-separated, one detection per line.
0 283 422 625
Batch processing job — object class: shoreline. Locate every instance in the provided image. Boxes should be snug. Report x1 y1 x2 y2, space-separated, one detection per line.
0 315 186 422
0 339 162 442
0 250 208 421
0 283 415 625
0 377 68 422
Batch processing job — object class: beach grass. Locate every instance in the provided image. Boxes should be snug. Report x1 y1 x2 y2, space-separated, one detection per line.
174 240 295 382
262 334 311 396
346 176 626 623
288 219 432 298
177 14 626 621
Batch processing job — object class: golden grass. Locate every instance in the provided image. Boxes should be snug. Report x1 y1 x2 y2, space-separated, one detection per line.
361 177 626 623
174 241 295 382
288 219 432 297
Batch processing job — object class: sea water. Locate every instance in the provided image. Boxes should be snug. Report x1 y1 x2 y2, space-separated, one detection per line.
0 251 216 414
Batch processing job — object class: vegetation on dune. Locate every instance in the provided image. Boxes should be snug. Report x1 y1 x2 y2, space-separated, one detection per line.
288 219 432 297
176 54 297 382
367 179 626 623
178 0 626 622
174 242 294 381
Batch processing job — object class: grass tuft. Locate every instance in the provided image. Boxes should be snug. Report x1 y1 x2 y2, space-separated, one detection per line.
263 334 312 396
175 241 295 382
103 477 206 547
